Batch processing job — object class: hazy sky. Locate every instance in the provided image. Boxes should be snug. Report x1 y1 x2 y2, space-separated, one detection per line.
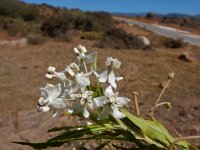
22 0 200 15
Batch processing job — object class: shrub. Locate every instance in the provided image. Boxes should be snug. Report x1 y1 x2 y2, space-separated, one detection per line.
0 0 21 17
55 33 72 42
96 28 145 49
17 5 39 21
80 31 103 40
27 34 47 45
146 12 155 19
163 38 184 48
41 10 73 37
0 17 29 36
83 12 114 32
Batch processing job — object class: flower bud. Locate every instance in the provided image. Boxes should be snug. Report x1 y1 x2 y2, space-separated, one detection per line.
45 73 53 79
168 72 175 80
74 47 79 54
77 45 87 53
70 63 80 72
65 66 75 76
47 66 56 74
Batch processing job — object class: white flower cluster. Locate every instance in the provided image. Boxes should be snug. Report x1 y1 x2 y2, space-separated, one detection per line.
37 45 130 119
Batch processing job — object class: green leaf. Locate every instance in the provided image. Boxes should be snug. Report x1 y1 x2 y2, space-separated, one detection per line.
121 109 172 146
48 125 84 132
48 127 106 142
121 108 190 149
12 141 65 149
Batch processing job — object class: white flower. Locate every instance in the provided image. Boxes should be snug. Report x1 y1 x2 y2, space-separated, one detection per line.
46 66 67 81
69 89 94 118
74 45 97 65
65 63 90 93
37 84 67 117
99 57 123 89
93 86 130 120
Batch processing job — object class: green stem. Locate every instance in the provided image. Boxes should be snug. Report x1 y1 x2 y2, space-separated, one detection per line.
151 78 172 115
111 114 127 130
93 56 102 96
82 58 91 90
169 135 200 150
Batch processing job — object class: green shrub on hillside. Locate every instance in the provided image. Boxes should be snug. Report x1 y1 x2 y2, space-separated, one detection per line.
80 31 103 40
17 5 39 21
0 16 29 36
163 38 184 48
83 12 114 32
0 0 21 17
41 10 73 37
96 28 145 49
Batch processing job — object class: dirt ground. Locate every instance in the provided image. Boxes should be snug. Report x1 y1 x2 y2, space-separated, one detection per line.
0 24 200 149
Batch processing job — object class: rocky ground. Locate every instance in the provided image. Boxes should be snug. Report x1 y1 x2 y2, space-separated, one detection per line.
0 23 200 149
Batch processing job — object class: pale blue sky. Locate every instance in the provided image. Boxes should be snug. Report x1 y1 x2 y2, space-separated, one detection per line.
22 0 200 15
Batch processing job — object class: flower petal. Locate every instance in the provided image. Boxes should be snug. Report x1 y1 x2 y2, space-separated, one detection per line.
99 70 108 83
48 84 61 100
40 88 49 99
116 97 131 106
111 104 125 119
105 57 113 66
45 73 53 79
70 93 78 100
50 98 67 108
98 104 111 120
84 52 97 64
108 70 117 89
69 80 78 93
38 105 50 112
113 59 121 69
71 101 83 114
55 72 67 81
65 66 75 76
105 86 114 97
76 74 90 88
85 91 93 96
93 96 107 108
116 76 123 81
83 105 90 118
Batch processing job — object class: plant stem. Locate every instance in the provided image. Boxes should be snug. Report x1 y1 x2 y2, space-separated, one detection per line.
93 56 102 96
151 78 172 115
83 58 92 90
83 59 88 76
111 114 126 130
169 135 200 150
132 92 140 116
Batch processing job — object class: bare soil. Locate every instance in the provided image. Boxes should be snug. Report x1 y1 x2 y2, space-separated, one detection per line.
0 24 200 149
